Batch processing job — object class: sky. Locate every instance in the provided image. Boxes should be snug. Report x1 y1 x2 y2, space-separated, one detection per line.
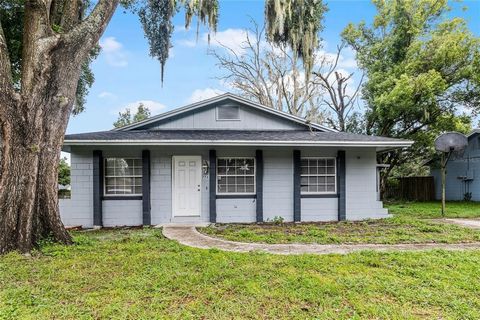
66 0 480 135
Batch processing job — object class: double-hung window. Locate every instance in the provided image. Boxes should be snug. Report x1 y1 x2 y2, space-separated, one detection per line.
104 158 142 196
217 158 255 194
300 157 336 194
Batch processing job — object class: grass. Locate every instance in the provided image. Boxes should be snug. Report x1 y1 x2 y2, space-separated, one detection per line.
1 228 480 319
386 200 480 219
200 216 480 245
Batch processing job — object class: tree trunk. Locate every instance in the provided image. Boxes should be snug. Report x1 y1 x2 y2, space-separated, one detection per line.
0 119 41 253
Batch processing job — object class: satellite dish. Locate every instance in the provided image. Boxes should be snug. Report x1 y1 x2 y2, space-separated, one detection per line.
434 132 468 153
434 132 468 217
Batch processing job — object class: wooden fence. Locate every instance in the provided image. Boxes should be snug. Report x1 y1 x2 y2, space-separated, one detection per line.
383 176 435 201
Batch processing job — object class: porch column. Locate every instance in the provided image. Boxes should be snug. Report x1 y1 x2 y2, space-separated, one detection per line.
337 150 346 221
293 150 301 222
142 150 151 225
92 150 103 227
255 150 264 222
209 149 217 223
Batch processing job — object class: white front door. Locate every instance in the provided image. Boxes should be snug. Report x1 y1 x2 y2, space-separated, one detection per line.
172 156 202 217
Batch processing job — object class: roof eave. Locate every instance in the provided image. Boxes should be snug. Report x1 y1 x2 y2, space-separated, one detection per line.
63 139 413 148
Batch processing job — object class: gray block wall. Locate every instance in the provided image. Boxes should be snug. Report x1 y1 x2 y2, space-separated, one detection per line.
345 149 388 219
60 145 389 227
59 148 93 227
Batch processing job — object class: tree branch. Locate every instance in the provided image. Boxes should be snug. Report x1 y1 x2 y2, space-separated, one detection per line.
65 0 119 50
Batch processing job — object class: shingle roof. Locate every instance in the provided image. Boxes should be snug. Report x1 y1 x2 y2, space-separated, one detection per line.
64 130 412 147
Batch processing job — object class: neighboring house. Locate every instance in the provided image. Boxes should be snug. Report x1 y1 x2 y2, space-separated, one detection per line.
60 93 412 227
431 129 480 201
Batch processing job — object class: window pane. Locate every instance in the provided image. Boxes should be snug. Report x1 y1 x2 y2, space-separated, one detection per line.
246 185 255 193
218 166 226 175
103 158 142 196
300 157 336 194
216 158 255 194
106 166 115 176
237 176 245 185
301 177 308 187
226 176 235 185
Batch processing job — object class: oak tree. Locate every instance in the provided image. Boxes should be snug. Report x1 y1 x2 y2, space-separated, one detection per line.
0 0 326 253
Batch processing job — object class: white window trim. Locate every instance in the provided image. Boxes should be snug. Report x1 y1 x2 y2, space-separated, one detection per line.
300 156 337 195
215 105 241 121
103 157 143 197
216 157 256 195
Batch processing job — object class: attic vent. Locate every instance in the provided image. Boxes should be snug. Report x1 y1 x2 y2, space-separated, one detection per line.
217 105 240 120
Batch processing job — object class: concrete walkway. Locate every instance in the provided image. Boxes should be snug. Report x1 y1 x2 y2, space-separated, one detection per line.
442 218 480 229
162 226 480 255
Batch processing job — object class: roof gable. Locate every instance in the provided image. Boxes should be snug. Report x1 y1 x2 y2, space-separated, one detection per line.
116 93 336 132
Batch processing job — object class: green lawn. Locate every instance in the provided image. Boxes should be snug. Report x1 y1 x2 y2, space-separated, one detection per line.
386 200 480 219
200 217 480 245
1 228 480 319
200 201 480 245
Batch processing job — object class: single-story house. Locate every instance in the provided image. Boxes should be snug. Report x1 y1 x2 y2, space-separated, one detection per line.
60 93 412 227
431 129 480 201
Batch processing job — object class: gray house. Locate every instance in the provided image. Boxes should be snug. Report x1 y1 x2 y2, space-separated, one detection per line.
431 130 480 201
60 93 412 227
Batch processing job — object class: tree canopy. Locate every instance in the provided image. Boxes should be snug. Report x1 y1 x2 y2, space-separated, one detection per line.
342 0 479 185
113 103 151 128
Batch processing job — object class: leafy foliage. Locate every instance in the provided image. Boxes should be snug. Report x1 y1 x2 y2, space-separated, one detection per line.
139 0 218 83
342 0 479 184
0 0 98 113
265 0 327 79
113 103 151 128
58 157 70 187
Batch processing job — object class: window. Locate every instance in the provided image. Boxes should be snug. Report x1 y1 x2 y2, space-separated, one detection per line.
301 157 336 194
216 105 240 120
217 158 255 194
104 158 142 195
